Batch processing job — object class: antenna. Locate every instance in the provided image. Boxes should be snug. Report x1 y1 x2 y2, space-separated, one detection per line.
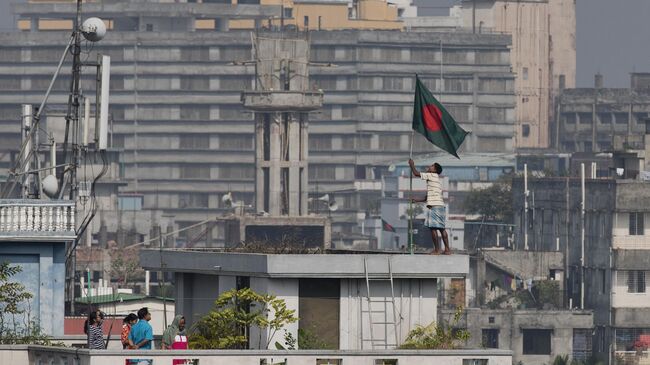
97 55 110 150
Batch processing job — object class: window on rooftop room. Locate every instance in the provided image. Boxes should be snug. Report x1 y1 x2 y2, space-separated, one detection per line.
482 329 499 349
522 124 530 137
463 359 488 365
629 212 644 235
300 279 340 349
523 329 552 355
316 360 342 365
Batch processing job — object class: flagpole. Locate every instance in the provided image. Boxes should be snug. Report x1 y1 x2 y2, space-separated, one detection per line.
408 128 414 255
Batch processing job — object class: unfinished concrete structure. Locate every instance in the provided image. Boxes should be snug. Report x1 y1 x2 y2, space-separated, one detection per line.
441 308 593 365
242 32 322 216
511 160 650 364
140 249 469 350
555 73 650 154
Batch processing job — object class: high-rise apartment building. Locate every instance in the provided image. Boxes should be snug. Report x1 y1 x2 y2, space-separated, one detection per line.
0 0 516 246
461 0 576 149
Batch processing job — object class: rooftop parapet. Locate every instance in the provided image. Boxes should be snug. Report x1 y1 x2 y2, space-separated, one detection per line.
0 199 76 241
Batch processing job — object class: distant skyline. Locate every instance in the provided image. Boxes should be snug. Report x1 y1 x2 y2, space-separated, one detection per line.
1 0 648 88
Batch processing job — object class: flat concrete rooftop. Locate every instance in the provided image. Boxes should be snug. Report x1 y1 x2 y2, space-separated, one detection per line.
140 250 469 278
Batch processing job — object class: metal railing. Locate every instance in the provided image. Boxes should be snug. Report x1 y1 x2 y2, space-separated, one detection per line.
0 199 75 236
615 351 650 365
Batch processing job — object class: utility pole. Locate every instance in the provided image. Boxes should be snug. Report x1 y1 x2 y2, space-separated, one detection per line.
580 163 585 310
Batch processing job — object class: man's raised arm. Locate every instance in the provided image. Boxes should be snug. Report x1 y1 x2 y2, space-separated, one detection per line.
408 158 421 177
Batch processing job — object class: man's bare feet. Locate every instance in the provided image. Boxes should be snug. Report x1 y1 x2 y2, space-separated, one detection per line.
430 250 441 255
442 250 452 255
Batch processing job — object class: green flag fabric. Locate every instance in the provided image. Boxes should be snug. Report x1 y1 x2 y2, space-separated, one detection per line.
412 75 469 158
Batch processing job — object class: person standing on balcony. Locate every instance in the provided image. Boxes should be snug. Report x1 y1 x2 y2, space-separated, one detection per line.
408 158 451 255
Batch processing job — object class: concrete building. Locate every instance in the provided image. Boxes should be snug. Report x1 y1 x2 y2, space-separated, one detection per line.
140 249 469 350
555 73 650 155
444 308 593 365
15 0 404 32
0 199 76 336
511 165 650 364
461 0 577 148
0 1 517 247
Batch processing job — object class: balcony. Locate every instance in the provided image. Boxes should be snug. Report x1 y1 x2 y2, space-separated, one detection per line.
0 199 76 241
613 235 650 250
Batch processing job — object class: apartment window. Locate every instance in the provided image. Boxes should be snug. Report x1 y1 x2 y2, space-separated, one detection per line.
308 166 335 181
304 16 309 27
309 135 332 151
629 212 644 235
283 7 293 18
378 135 401 151
522 124 530 137
482 329 499 348
180 164 210 179
572 329 593 362
523 329 552 355
218 165 254 179
178 193 209 209
220 135 253 150
522 67 529 80
627 271 646 293
179 134 210 149
145 24 153 32
118 195 143 211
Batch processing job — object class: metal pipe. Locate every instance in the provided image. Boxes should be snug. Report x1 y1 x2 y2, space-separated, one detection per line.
524 163 528 250
581 162 585 309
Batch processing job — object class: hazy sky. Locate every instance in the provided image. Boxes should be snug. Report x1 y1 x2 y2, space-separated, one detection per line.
1 0 648 88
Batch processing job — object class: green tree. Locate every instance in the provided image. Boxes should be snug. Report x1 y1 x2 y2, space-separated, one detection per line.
0 262 59 345
463 175 513 222
189 288 297 349
399 306 470 349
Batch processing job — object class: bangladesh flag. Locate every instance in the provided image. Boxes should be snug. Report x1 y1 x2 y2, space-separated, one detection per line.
382 219 396 232
412 75 469 158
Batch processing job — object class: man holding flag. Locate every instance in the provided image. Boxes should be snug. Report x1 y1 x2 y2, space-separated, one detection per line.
407 75 467 254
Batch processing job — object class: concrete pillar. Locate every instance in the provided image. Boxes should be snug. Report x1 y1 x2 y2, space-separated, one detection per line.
288 113 301 215
300 114 309 215
269 113 281 216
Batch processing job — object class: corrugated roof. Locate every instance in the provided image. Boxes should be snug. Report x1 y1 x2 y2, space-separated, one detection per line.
75 293 174 304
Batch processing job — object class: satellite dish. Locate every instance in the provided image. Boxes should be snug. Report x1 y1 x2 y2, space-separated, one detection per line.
388 164 396 172
221 192 233 207
81 17 107 42
317 193 330 202
42 174 58 198
328 201 338 212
